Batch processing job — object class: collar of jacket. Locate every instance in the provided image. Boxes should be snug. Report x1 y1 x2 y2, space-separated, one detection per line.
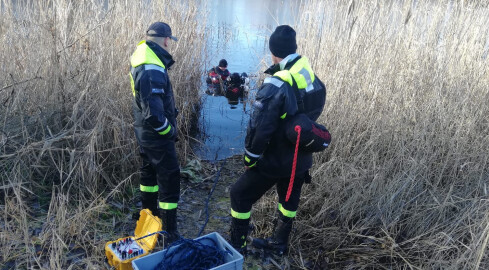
264 54 301 75
146 40 175 70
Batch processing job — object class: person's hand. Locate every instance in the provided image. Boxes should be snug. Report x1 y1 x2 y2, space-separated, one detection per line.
243 152 259 168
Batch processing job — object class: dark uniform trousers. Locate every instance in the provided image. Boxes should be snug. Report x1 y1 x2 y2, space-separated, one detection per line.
139 142 180 210
230 168 306 217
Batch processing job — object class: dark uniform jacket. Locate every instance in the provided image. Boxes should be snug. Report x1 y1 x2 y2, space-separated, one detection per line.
245 55 326 178
130 40 178 148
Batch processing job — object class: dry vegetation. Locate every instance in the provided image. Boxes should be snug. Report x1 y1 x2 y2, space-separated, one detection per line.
253 0 489 269
0 0 204 268
2 0 489 269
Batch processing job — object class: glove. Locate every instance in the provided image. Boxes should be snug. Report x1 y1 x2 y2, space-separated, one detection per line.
243 151 259 168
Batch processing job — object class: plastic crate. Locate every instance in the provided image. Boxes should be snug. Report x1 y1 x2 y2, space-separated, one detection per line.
132 232 243 270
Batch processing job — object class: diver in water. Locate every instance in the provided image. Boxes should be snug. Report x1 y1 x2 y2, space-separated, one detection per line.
206 67 220 85
227 73 243 95
225 72 250 108
225 73 243 107
227 73 250 95
206 60 230 95
215 59 230 81
206 67 225 96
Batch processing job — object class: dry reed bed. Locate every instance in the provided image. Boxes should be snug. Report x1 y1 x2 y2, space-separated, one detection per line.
0 0 204 268
254 1 489 269
2 0 488 269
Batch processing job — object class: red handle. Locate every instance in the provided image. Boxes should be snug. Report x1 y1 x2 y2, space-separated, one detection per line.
286 125 301 202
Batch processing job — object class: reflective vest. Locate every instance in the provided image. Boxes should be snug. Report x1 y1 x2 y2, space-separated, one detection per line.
273 57 316 118
129 40 166 96
273 57 315 92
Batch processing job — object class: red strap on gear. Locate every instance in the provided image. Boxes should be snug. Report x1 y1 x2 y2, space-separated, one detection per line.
286 125 301 202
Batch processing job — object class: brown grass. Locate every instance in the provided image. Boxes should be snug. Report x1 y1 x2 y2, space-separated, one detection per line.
0 0 204 268
252 1 489 269
2 0 489 269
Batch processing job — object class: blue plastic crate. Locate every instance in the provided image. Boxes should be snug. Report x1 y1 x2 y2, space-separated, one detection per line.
132 232 243 270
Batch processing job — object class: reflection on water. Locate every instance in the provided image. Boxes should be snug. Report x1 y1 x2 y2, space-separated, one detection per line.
194 0 301 160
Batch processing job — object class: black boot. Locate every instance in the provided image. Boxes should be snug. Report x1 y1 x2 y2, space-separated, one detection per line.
141 193 158 214
251 212 293 255
159 208 180 248
133 193 158 220
230 217 250 255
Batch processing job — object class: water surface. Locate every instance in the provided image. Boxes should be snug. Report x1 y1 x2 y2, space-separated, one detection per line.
195 0 301 160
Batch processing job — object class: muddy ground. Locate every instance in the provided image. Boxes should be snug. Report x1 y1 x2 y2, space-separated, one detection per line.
110 155 299 270
1 155 311 270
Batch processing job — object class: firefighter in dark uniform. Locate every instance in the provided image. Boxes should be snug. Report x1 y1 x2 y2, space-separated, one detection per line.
229 25 327 254
129 22 180 245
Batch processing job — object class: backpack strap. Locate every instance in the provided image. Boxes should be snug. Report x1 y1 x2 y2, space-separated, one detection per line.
289 73 305 113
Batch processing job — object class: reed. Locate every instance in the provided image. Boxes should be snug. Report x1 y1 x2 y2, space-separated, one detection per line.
2 0 488 268
0 0 205 268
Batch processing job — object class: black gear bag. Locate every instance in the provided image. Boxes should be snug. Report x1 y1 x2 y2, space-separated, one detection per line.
285 113 331 153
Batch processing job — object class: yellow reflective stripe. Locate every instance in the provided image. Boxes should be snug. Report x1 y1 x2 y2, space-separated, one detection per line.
130 40 166 68
292 73 307 89
280 112 287 119
289 57 315 90
158 125 172 135
129 72 136 96
278 203 296 218
159 202 178 210
240 236 247 248
140 184 158 193
289 58 303 73
231 209 251 219
244 156 257 167
273 70 293 86
289 57 309 74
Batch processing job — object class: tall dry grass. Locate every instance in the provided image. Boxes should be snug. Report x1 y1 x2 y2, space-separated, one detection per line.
0 0 205 268
256 0 489 269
